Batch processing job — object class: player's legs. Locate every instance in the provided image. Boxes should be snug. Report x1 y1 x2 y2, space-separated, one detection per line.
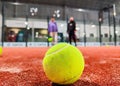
54 32 58 44
72 33 77 46
50 32 57 45
50 32 54 45
69 33 72 44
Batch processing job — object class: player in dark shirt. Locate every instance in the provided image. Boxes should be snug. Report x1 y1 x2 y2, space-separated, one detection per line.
67 17 77 46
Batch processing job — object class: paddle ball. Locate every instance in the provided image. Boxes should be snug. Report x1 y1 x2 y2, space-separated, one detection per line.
48 36 53 42
43 43 85 85
0 46 2 56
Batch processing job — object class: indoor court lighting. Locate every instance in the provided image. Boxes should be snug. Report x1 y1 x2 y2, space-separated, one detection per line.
31 13 35 16
25 22 28 25
10 2 23 5
54 10 60 14
53 10 61 18
115 31 118 34
30 7 38 16
99 18 102 22
56 10 60 13
54 11 57 14
27 26 30 30
36 32 39 34
113 4 116 16
76 8 85 12
53 14 56 17
60 24 64 27
78 9 84 11
91 24 96 28
113 12 116 16
30 8 38 13
57 14 60 18
76 27 80 30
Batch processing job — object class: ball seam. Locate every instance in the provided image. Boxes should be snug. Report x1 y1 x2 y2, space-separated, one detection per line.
46 44 70 57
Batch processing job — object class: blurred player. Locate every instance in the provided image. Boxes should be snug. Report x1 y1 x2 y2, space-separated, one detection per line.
67 17 77 46
48 17 58 45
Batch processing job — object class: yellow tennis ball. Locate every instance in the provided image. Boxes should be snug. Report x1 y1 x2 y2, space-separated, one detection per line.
43 43 84 85
0 46 2 56
48 37 53 42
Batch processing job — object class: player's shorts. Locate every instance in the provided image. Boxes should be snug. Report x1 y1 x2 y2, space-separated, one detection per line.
49 28 58 32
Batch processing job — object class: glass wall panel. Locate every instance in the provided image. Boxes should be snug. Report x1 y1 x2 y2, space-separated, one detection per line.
0 1 119 46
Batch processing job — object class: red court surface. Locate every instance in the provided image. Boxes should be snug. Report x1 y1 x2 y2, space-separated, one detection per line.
0 46 120 86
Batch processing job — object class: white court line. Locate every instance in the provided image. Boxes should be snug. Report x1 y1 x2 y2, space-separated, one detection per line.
109 58 120 61
99 60 107 64
85 64 89 67
0 67 22 73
